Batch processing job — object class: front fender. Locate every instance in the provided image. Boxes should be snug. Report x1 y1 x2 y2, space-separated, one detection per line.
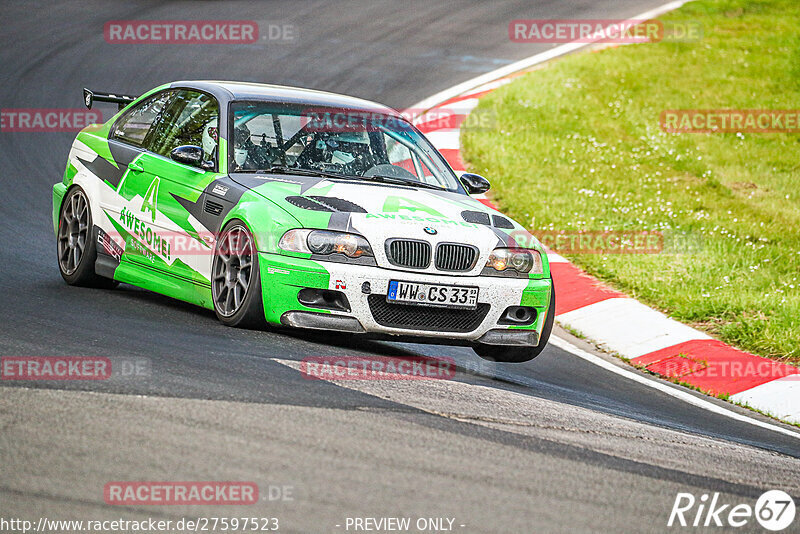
221 189 303 253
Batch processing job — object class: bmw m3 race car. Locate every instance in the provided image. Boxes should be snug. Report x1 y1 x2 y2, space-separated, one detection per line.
54 81 554 362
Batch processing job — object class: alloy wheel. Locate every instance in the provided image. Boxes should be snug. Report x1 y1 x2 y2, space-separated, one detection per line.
58 190 89 275
212 225 254 317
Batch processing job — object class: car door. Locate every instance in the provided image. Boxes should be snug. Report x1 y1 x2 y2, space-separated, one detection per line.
98 90 173 275
118 89 221 303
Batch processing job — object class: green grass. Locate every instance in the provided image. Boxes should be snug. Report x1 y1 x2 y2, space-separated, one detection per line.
461 0 800 363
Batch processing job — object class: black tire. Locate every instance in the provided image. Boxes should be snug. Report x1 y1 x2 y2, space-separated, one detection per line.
473 278 556 363
211 220 266 329
57 186 117 288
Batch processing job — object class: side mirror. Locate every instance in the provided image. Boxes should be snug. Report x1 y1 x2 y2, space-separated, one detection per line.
170 145 214 171
460 173 490 195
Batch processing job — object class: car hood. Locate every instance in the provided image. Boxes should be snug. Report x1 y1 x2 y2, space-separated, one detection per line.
230 173 542 254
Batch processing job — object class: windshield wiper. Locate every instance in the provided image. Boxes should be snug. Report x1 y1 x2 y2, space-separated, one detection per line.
358 174 446 191
239 165 346 180
240 166 447 191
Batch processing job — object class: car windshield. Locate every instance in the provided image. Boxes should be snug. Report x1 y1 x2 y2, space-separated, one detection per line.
229 101 463 192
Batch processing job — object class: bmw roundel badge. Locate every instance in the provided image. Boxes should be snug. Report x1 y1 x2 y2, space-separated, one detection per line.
424 227 437 235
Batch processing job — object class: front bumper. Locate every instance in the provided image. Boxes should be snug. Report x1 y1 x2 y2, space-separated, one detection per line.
258 252 552 346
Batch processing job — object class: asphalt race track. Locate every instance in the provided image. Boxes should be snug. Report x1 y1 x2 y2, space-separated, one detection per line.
1 1 798 533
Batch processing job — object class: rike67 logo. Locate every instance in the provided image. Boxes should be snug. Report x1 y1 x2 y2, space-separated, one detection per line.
669 490 796 531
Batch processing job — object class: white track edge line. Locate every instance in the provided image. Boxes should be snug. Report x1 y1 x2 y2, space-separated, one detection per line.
549 336 800 440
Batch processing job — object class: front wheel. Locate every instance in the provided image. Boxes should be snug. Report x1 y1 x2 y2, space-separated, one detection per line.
211 221 266 329
472 279 556 363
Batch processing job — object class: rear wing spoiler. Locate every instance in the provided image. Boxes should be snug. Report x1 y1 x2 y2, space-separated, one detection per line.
83 88 138 110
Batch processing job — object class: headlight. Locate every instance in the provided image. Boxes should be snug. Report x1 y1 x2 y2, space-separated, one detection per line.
486 248 543 274
279 229 373 258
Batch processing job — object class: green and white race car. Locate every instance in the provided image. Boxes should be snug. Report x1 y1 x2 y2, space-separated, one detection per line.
54 81 554 362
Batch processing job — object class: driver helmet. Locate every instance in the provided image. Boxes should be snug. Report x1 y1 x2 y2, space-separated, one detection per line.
233 123 252 167
201 117 218 160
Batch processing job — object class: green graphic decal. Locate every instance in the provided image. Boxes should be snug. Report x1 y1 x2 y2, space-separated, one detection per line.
117 207 172 261
247 182 331 234
106 210 211 309
218 137 228 175
64 162 78 186
141 176 160 222
117 152 221 245
382 195 444 216
76 130 115 164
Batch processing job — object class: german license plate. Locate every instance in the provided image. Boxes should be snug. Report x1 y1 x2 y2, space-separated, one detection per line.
387 280 479 310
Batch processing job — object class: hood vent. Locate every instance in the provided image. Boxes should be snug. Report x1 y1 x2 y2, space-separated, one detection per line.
308 196 367 213
461 210 491 225
286 196 333 212
462 210 515 229
492 215 514 229
285 195 367 213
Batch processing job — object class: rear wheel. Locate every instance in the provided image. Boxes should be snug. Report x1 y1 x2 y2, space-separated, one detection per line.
57 186 116 288
211 221 266 329
472 279 556 363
